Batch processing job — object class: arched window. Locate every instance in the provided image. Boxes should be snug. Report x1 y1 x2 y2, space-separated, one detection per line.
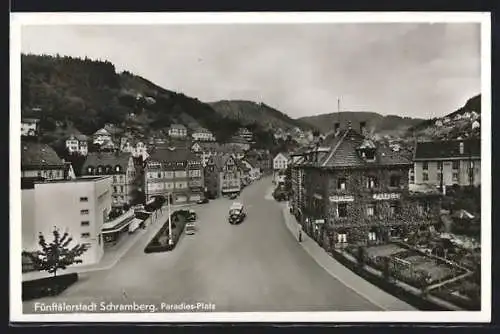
87 166 94 174
115 165 122 173
97 166 103 174
105 165 112 174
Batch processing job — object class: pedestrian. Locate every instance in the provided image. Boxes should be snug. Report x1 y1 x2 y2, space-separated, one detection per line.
122 288 128 300
298 224 303 243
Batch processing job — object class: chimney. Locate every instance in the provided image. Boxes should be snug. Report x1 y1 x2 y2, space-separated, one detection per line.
360 121 367 135
459 142 464 155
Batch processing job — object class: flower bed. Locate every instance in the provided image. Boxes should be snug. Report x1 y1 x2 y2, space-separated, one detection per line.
144 211 186 253
23 273 79 301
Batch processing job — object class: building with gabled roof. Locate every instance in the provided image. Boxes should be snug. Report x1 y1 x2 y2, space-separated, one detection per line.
21 141 66 181
21 118 40 137
192 127 216 142
168 124 188 138
294 121 441 249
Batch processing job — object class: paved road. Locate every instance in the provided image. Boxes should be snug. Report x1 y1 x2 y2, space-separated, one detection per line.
23 177 380 312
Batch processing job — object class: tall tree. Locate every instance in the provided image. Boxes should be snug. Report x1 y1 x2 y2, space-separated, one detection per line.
22 227 89 277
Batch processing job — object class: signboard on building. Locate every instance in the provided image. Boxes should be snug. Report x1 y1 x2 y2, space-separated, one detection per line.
373 193 400 200
314 219 325 224
313 193 323 200
329 195 354 202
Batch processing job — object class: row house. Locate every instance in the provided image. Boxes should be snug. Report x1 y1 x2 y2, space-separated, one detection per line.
191 142 246 166
144 147 204 204
21 118 40 137
204 154 241 197
296 122 441 251
82 152 137 207
168 124 188 138
192 127 216 142
66 134 89 156
21 141 67 181
413 139 481 188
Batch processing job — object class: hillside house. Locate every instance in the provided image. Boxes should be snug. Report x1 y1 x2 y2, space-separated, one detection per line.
168 124 187 138
192 128 215 142
21 118 40 137
93 128 112 145
66 134 88 156
413 139 481 188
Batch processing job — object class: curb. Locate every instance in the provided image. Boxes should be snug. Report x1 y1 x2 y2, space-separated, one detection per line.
281 205 416 311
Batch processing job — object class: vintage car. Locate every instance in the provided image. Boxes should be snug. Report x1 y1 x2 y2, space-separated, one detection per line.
228 202 246 225
185 222 196 235
229 193 239 200
197 197 209 204
174 209 197 222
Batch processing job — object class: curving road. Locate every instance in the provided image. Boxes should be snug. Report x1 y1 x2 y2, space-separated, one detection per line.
23 177 381 313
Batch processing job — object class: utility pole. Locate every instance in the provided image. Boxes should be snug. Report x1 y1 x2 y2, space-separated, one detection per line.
168 193 173 245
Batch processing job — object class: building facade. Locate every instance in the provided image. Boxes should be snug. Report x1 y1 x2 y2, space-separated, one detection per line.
82 152 137 207
413 139 481 188
192 128 215 141
21 141 66 181
298 123 441 250
21 118 40 137
66 134 89 156
220 154 241 195
273 152 289 171
21 176 112 266
144 147 204 204
93 128 112 145
168 124 188 138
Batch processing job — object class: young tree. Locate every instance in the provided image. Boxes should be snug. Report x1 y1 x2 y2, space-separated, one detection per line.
22 227 89 277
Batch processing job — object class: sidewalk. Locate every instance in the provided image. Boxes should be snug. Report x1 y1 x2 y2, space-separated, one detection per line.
22 204 191 282
281 205 416 311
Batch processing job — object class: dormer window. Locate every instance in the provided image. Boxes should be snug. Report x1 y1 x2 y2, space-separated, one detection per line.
115 165 121 172
87 167 93 174
337 177 347 190
366 176 377 189
97 166 103 174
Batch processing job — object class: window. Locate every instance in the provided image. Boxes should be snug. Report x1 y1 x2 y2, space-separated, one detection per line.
410 175 415 183
81 233 90 238
368 231 377 241
422 162 428 170
80 197 88 202
80 209 89 215
81 221 90 226
120 186 124 193
337 177 347 190
423 173 429 181
37 171 42 177
452 161 460 170
366 176 377 189
452 173 459 182
437 161 443 170
337 232 347 243
338 203 348 218
390 175 401 188
157 172 161 178
389 202 401 216
115 166 121 172
367 203 376 217
113 186 117 193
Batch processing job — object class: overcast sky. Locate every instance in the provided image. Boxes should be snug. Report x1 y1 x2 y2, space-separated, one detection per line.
21 23 481 119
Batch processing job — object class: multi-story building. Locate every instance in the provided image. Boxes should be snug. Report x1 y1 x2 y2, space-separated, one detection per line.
21 141 66 181
220 154 241 195
144 147 204 204
204 155 224 198
168 124 188 138
120 137 149 160
81 152 137 207
21 118 40 137
236 127 254 142
299 122 441 251
273 152 289 171
66 134 89 156
21 176 112 266
192 128 216 142
290 150 306 218
413 139 481 188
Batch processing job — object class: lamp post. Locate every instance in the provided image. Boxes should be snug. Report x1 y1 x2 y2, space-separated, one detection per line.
168 192 173 245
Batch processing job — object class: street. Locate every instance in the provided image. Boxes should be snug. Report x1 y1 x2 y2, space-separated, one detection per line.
23 177 381 312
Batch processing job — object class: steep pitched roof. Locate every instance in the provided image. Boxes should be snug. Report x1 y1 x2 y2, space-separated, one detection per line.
414 139 480 160
320 129 412 168
21 141 65 169
149 147 197 163
170 124 187 130
82 152 132 171
94 128 110 136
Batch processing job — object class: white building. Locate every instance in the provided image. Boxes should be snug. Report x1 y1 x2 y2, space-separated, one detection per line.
21 118 40 137
120 137 149 160
66 134 89 156
273 152 289 171
93 128 112 145
168 124 187 138
472 120 480 130
21 176 112 267
192 128 215 141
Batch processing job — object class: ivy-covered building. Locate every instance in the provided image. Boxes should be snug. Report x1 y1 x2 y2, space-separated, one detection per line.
297 122 442 251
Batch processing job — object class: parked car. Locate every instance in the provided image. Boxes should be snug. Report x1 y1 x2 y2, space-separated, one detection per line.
273 188 288 202
197 198 209 204
229 193 239 200
228 202 246 225
174 209 197 222
185 222 196 235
